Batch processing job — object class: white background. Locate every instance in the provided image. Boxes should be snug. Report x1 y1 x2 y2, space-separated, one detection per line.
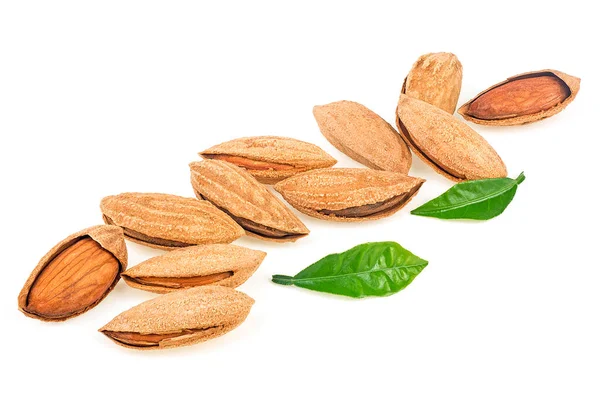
1 1 598 399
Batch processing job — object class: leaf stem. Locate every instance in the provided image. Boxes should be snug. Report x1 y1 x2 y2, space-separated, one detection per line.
272 275 295 285
515 172 526 185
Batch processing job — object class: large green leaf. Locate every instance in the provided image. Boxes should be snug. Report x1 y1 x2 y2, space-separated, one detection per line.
411 172 525 220
272 242 428 298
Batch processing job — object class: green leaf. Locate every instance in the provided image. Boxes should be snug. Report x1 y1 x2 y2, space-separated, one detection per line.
411 172 525 220
272 242 428 298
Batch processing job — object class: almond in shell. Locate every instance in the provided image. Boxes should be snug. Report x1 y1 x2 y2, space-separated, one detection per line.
121 244 266 294
313 100 411 173
274 168 425 221
18 225 127 322
458 69 580 125
200 136 337 184
100 192 244 250
402 52 463 114
396 95 507 181
190 160 309 242
100 286 254 350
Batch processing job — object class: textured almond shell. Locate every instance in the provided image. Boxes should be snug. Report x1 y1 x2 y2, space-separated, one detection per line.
100 193 244 250
458 69 580 126
18 225 128 322
313 101 412 173
190 160 309 242
121 244 266 294
99 286 254 350
200 136 337 184
402 52 463 114
274 168 425 222
396 95 507 182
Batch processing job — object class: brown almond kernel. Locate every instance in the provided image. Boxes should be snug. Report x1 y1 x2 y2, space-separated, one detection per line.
25 238 120 319
467 75 570 120
125 272 234 290
458 69 580 126
103 328 216 348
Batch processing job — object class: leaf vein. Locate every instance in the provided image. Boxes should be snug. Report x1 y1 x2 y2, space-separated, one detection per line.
288 263 426 283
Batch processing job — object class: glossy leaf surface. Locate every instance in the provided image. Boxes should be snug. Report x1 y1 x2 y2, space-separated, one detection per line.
411 172 525 220
272 242 427 298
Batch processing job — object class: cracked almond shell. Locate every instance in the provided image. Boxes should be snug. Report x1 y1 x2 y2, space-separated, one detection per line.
100 192 244 250
313 100 411 173
121 244 266 294
200 136 337 184
190 160 309 242
18 225 128 322
402 52 463 114
99 286 254 350
274 168 425 222
458 69 580 126
396 95 507 181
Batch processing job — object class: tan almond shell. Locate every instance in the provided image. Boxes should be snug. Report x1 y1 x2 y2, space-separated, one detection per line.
200 136 337 184
189 160 309 242
313 101 412 174
100 193 245 250
458 69 581 126
18 225 128 322
402 52 463 114
121 244 266 294
274 168 425 222
99 286 254 350
396 95 507 182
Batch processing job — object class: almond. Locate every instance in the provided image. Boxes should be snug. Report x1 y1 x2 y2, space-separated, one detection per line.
396 95 507 181
200 136 337 184
402 52 463 114
18 225 127 321
274 168 425 221
313 101 411 173
100 193 244 250
458 70 580 125
121 244 266 294
99 286 254 350
190 160 309 242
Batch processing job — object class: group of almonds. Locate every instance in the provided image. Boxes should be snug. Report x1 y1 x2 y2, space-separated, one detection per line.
18 52 580 350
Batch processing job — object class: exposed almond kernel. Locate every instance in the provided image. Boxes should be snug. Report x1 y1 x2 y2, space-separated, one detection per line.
458 70 580 125
18 225 128 322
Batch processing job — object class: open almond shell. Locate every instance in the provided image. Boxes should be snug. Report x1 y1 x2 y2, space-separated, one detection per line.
458 69 580 126
121 244 266 294
18 225 127 322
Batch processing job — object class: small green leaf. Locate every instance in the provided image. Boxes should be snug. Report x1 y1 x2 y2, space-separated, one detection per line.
411 172 525 220
271 242 428 298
